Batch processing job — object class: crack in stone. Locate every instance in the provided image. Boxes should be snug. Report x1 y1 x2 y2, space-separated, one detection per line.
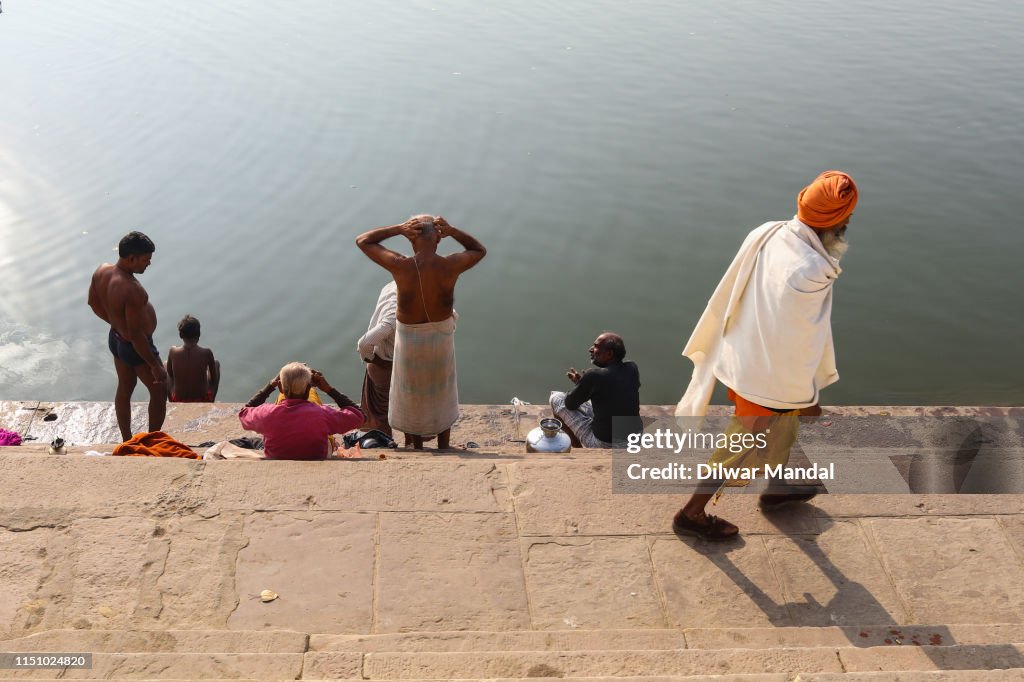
224 515 253 624
0 523 66 532
526 538 596 551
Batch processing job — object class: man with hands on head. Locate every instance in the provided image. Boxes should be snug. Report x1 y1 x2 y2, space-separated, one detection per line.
239 363 364 460
356 215 486 450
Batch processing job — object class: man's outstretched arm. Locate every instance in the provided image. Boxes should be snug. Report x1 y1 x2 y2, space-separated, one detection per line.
564 372 596 411
244 376 279 408
311 370 362 412
355 219 422 271
435 217 486 273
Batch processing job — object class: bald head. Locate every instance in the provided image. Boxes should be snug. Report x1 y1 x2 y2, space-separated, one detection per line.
590 332 626 367
408 214 440 252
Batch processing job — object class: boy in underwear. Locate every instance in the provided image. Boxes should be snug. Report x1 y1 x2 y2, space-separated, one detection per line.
166 315 220 402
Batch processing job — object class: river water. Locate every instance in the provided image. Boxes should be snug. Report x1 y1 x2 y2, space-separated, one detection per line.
1 0 1022 406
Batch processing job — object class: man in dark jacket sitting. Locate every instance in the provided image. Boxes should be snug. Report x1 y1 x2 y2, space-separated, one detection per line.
550 332 643 448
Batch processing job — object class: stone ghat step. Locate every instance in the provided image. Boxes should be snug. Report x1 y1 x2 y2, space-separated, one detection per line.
4 399 1015 450
310 625 1024 652
0 673 1019 682
318 645 1024 679
0 653 305 680
0 630 308 654
7 626 1024 655
3 646 1023 680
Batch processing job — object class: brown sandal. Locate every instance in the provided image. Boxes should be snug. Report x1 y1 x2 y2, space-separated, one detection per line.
672 510 739 540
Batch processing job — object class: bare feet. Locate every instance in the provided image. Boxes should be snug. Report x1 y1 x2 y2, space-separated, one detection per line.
402 431 450 450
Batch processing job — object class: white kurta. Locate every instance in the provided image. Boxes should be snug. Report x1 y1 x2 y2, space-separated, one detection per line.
357 281 398 362
675 218 841 416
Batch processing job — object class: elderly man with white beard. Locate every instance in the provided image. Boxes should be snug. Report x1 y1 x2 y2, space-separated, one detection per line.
672 170 858 540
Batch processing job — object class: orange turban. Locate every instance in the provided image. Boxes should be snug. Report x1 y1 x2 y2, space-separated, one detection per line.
796 170 858 229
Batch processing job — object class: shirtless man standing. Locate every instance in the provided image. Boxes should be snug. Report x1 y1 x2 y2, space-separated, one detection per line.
87 231 167 441
356 216 486 449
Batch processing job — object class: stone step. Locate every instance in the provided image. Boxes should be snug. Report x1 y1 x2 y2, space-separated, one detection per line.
0 675 786 679
2 670 1020 682
310 624 1024 653
837 643 1024 673
0 629 307 654
0 653 305 679
308 647 818 679
0 677 787 682
309 628 687 653
4 676 1024 682
688 624 1024 650
801 673 1024 681
2 644 1022 680
6 625 1022 657
305 644 1024 679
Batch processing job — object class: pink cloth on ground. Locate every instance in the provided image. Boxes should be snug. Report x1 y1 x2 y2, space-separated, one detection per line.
0 429 22 446
238 398 363 460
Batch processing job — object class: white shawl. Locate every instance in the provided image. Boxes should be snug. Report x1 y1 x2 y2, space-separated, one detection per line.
675 218 841 416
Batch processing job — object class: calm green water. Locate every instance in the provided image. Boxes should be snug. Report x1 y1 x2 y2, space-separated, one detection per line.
1 0 1022 407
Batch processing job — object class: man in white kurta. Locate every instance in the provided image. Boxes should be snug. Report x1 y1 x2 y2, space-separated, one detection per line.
673 170 859 540
357 281 398 436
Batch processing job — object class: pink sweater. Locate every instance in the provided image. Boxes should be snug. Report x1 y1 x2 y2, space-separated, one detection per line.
239 399 364 460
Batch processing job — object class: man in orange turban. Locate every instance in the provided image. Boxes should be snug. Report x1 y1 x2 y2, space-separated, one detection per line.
672 170 858 540
797 170 858 230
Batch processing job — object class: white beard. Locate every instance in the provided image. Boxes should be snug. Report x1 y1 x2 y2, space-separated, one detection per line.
819 228 850 261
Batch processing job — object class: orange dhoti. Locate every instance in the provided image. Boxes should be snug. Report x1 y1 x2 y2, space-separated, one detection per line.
703 387 801 489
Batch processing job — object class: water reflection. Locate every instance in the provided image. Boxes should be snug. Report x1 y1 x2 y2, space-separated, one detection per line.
1 1 1023 404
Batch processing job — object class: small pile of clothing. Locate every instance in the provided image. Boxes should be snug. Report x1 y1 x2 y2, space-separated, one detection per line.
0 429 22 446
201 437 266 460
113 431 198 459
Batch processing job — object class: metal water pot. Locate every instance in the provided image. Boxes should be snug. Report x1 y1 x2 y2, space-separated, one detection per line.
526 418 572 453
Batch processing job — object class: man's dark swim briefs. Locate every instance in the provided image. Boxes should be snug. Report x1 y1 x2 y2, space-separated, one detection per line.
108 328 160 367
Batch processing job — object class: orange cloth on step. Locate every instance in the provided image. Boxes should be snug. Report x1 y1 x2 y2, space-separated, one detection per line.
113 431 199 458
796 170 858 229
